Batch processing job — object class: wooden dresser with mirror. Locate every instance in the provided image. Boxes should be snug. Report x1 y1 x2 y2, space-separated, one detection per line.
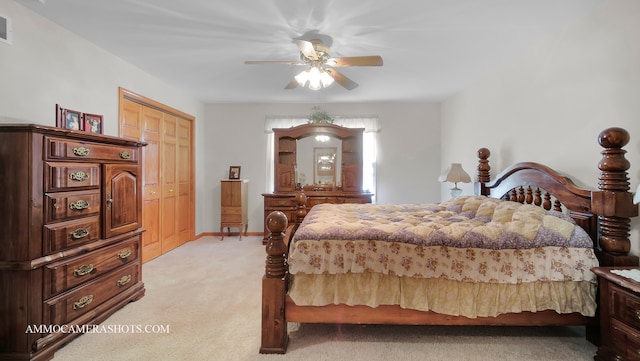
262 123 373 240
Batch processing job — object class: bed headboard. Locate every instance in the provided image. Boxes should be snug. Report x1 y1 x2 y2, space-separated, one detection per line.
475 127 638 267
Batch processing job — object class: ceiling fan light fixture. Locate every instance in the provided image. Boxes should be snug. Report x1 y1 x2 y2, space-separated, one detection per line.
320 70 334 87
294 69 311 87
295 66 333 90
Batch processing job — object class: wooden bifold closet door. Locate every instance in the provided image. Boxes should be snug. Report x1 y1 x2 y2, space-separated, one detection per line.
119 88 195 263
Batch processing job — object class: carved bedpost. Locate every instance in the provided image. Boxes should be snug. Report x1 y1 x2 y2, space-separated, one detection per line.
475 147 491 196
260 211 289 353
295 191 307 223
591 127 639 266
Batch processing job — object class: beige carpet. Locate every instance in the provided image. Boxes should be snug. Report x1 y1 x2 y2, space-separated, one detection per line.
52 236 597 361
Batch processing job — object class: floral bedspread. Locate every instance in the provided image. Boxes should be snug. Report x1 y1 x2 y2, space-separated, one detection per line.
288 196 598 284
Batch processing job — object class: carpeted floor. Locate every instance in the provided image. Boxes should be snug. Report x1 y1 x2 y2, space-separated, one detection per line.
52 236 597 361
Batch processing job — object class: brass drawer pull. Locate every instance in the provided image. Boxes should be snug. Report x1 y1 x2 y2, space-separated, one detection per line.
635 310 640 320
117 275 132 287
278 201 287 205
117 249 132 259
72 147 90 156
73 295 94 310
73 264 95 277
120 151 131 159
69 200 90 210
69 171 89 182
70 228 89 240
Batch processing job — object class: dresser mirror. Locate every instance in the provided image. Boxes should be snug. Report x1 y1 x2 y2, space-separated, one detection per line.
272 123 364 193
297 136 341 187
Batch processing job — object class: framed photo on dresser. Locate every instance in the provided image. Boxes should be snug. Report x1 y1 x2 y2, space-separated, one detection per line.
229 166 241 179
55 104 82 131
83 113 103 134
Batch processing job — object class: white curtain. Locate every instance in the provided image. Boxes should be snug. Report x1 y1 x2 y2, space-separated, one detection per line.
264 116 380 199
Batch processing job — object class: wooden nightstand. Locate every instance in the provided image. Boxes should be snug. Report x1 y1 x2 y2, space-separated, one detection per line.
592 267 640 361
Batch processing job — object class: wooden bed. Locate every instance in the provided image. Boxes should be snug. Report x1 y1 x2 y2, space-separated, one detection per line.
260 127 639 354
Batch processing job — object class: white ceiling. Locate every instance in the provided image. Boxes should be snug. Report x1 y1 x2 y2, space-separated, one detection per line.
15 0 603 104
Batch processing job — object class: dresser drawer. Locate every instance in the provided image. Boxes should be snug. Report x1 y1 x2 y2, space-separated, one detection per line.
44 262 140 326
307 196 337 207
611 284 640 330
46 137 139 162
43 215 101 253
44 237 140 297
610 318 640 361
338 196 372 204
264 197 297 208
45 162 101 191
44 190 101 223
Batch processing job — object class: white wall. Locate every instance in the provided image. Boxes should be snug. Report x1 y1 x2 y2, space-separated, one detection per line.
204 103 441 234
441 0 640 255
0 1 208 233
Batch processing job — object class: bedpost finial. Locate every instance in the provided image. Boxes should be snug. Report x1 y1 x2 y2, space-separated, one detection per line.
266 211 288 235
476 148 491 187
477 147 490 160
598 127 630 149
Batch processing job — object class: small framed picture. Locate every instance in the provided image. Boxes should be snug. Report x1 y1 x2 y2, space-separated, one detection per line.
83 113 103 134
228 166 241 180
56 104 82 131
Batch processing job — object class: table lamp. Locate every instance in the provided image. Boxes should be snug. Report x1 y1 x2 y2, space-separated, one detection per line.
439 163 471 198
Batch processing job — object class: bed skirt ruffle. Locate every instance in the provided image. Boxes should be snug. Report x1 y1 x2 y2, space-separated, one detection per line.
288 273 596 318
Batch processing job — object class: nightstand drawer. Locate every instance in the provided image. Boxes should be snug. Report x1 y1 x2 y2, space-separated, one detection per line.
611 318 640 361
44 237 140 297
44 262 139 326
611 284 640 330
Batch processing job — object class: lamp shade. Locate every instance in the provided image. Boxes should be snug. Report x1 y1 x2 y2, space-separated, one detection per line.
438 163 471 184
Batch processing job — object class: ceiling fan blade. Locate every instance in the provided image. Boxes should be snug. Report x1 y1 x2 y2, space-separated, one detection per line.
244 60 305 65
328 56 383 67
326 69 358 90
284 79 298 89
293 38 318 60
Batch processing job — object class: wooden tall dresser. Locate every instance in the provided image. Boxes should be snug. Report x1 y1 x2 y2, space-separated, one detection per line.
220 179 248 240
0 124 146 361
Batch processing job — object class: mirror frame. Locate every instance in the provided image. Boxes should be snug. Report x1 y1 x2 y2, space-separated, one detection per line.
272 123 364 193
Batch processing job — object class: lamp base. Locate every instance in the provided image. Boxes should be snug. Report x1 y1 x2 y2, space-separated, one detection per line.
450 187 463 198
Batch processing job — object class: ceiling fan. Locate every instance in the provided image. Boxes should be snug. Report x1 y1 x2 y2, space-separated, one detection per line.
244 36 383 91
